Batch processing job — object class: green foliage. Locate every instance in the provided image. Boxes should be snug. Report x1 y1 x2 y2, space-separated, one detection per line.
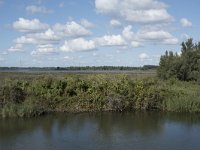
162 80 200 112
157 39 200 81
1 73 200 118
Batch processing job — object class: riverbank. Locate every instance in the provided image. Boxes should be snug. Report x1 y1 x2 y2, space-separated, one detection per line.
0 72 200 118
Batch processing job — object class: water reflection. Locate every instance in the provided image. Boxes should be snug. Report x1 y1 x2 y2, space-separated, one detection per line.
1 112 200 150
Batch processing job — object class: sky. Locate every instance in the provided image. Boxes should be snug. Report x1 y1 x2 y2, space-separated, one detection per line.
0 0 200 67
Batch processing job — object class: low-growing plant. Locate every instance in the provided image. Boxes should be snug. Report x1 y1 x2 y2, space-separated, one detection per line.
1 73 200 118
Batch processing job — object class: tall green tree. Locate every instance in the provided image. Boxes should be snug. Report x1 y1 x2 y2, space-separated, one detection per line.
157 39 200 81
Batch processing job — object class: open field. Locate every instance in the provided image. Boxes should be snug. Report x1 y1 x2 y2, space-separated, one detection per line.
0 70 156 81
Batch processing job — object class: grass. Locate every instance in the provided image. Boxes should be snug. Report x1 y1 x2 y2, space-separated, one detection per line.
0 71 200 118
162 80 200 112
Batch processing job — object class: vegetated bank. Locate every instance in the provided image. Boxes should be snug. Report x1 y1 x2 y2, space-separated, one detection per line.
0 73 200 118
1 38 200 118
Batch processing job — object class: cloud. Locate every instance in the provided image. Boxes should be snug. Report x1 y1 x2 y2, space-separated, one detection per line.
53 21 91 38
31 44 58 56
95 0 173 23
64 56 74 61
131 41 142 48
95 35 126 46
163 38 178 45
10 19 93 55
121 25 178 45
13 20 91 46
14 29 60 46
15 36 37 44
180 18 192 27
10 15 178 58
60 38 96 52
121 25 142 47
26 5 53 14
8 44 24 52
139 53 161 64
110 19 121 27
27 29 61 44
95 0 118 14
13 18 49 33
122 25 135 41
80 19 95 28
138 30 172 40
139 53 149 60
137 28 178 44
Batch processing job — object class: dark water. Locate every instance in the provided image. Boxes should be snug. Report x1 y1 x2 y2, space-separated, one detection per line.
1 112 200 150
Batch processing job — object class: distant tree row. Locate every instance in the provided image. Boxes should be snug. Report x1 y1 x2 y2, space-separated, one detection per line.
58 65 158 71
157 39 200 81
0 66 159 71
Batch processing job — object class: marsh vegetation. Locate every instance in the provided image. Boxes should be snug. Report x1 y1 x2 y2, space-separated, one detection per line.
0 72 200 118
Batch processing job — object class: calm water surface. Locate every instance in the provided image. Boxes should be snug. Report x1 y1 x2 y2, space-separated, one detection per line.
0 112 200 150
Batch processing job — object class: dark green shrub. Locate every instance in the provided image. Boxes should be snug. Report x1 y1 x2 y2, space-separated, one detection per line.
10 86 25 104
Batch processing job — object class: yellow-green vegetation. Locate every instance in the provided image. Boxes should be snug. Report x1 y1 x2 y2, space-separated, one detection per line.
162 79 200 112
1 73 200 118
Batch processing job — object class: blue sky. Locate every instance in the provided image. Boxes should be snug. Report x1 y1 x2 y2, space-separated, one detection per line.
0 0 199 67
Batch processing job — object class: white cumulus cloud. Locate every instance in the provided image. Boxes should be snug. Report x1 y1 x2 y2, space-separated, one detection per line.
53 21 91 38
13 18 49 33
8 44 24 52
110 19 121 27
137 28 178 44
139 53 149 60
138 30 172 40
122 25 142 47
64 56 74 61
15 36 36 44
95 0 173 23
80 19 95 28
180 18 192 27
121 24 178 45
28 29 61 44
95 35 126 46
131 41 142 48
122 25 135 41
10 19 93 54
163 38 179 45
31 44 58 56
60 38 96 52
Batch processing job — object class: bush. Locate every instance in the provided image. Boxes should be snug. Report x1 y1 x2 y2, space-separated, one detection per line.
1 73 200 118
10 86 25 104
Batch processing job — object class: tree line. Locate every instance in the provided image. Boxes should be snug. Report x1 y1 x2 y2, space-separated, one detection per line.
0 65 158 71
57 65 158 71
157 39 200 82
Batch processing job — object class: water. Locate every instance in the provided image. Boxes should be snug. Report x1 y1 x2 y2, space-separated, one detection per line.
0 112 200 150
